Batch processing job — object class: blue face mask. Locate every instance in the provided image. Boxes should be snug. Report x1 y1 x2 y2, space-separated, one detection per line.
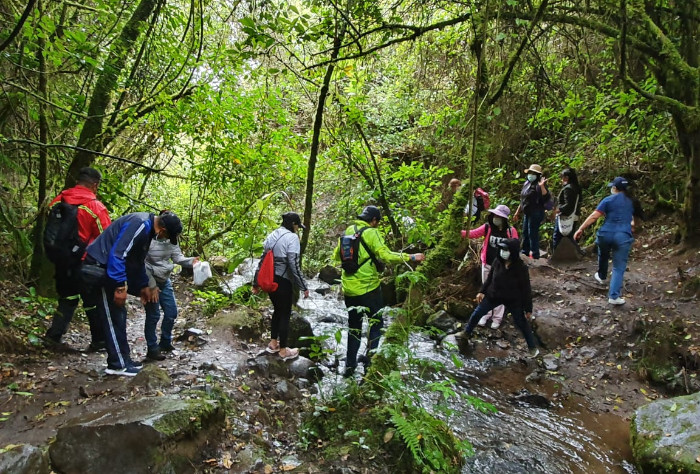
527 174 537 183
499 249 511 260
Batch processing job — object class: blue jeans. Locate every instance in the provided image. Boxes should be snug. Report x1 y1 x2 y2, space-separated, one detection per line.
596 232 634 299
464 297 536 349
144 279 178 351
344 286 384 369
522 209 545 259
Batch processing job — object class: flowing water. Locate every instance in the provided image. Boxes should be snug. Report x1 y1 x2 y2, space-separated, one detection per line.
226 263 637 473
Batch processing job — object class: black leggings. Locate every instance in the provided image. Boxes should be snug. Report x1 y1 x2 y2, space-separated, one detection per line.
268 275 293 347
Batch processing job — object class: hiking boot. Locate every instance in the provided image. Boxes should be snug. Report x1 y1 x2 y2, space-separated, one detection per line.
491 320 502 330
608 297 626 305
105 366 140 377
477 316 490 327
528 347 540 358
87 341 107 352
146 349 166 361
594 272 605 284
159 343 176 352
357 354 370 366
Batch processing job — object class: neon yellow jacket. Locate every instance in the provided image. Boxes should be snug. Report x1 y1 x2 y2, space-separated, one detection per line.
333 220 412 297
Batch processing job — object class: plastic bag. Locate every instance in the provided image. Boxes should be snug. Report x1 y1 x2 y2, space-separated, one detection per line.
193 261 212 286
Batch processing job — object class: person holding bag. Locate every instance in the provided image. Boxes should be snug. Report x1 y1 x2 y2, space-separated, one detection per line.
553 168 583 250
252 212 309 361
513 164 550 259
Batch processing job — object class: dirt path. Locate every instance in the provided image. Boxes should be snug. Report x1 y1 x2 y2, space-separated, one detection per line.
0 228 698 471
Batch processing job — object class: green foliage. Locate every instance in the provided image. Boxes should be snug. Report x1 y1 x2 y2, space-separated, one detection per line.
191 289 231 317
13 287 55 344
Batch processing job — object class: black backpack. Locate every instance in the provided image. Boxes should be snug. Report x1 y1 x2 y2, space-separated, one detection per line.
43 199 86 266
339 226 368 274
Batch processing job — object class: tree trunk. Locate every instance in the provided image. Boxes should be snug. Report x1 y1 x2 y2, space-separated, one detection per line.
300 22 346 255
65 0 158 187
29 1 50 285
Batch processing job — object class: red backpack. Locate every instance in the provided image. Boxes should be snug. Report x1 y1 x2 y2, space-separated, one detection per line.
257 250 277 293
256 231 289 293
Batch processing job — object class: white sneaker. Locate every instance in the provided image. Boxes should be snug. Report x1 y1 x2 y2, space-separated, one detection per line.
477 316 490 327
528 347 540 358
608 297 626 305
491 320 501 329
594 272 605 284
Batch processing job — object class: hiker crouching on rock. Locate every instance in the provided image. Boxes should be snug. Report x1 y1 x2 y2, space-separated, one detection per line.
143 211 197 361
460 238 539 358
83 211 182 376
461 204 518 330
252 212 309 362
333 205 426 378
44 167 111 351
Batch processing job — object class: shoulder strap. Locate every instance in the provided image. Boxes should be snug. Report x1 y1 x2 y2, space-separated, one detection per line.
268 230 291 254
357 227 381 269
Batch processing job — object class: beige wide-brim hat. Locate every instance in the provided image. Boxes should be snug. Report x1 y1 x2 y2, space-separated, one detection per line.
524 164 543 174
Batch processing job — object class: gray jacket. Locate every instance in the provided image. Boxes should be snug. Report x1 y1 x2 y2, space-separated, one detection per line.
257 227 307 291
145 239 195 287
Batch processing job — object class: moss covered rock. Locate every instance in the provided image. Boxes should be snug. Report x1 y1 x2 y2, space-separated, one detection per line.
211 307 264 341
631 391 700 473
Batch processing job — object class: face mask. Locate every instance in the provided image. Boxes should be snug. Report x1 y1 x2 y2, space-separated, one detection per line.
499 249 511 260
527 174 537 182
492 217 504 227
610 188 617 195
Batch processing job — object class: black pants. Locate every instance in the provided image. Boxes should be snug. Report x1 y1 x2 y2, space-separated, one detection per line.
268 275 293 348
46 265 104 344
344 286 384 369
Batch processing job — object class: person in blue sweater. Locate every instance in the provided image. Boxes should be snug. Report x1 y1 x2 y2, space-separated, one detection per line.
84 211 183 376
574 176 644 305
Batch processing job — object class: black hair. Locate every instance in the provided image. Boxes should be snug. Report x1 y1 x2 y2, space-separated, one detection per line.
77 167 101 185
281 212 302 231
561 168 579 187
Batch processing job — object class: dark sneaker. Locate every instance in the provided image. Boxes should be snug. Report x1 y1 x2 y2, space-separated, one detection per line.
159 343 176 352
342 367 356 378
146 349 166 361
105 366 140 377
129 360 144 369
357 354 370 366
87 341 107 352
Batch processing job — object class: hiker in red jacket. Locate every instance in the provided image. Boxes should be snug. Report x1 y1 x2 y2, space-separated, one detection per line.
45 167 111 350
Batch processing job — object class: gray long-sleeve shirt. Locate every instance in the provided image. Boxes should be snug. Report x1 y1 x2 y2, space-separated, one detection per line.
145 239 195 287
256 227 307 291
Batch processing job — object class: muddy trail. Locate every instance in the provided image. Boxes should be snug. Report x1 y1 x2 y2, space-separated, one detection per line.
0 227 698 472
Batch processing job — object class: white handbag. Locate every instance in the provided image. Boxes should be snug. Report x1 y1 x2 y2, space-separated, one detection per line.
558 193 580 236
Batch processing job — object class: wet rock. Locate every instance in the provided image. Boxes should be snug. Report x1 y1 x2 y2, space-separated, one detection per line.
532 313 578 349
318 265 341 285
319 314 343 324
525 370 544 384
445 300 472 320
211 307 264 341
289 357 323 382
631 391 700 473
49 396 223 474
496 340 510 349
314 284 332 296
510 389 551 408
274 380 303 401
287 313 314 349
550 237 582 263
129 365 172 391
542 354 560 371
426 310 460 334
177 328 207 347
0 444 49 474
208 255 229 272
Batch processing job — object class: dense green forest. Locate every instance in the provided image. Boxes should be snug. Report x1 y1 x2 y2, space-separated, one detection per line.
1 0 698 283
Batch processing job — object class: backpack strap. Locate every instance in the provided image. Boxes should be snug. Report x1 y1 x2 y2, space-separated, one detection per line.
357 226 382 270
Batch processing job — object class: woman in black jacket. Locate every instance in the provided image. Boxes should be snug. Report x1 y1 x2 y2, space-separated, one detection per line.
460 238 539 357
553 168 583 250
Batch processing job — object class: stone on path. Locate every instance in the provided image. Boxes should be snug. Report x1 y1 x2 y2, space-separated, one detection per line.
0 444 49 474
49 396 222 474
631 391 700 474
550 237 582 263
